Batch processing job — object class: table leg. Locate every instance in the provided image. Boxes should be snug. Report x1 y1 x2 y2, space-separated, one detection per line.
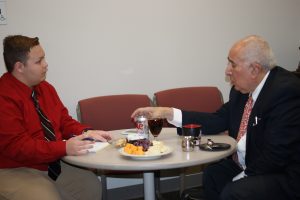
143 172 155 200
180 168 186 195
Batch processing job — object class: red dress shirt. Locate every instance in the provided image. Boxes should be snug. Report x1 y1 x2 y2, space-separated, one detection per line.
0 73 90 171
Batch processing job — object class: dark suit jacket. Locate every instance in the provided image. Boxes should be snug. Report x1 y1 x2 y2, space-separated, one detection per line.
182 66 300 198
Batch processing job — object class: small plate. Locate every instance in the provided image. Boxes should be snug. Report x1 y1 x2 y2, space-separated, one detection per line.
199 143 231 151
119 146 172 160
121 129 137 135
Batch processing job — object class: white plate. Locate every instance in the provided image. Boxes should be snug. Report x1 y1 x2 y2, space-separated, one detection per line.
121 129 137 135
119 146 172 160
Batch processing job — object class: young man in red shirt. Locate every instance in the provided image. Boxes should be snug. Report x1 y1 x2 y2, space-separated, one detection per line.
0 35 111 200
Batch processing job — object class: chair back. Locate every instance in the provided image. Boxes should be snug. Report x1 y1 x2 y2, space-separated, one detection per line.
154 86 223 113
154 86 223 127
78 94 152 131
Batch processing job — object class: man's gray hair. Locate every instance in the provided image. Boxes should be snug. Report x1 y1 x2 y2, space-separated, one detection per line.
238 35 277 70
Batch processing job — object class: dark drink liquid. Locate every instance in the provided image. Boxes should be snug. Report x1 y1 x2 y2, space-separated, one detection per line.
148 119 163 137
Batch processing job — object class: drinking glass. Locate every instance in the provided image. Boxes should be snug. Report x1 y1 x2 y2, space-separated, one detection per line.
148 118 164 141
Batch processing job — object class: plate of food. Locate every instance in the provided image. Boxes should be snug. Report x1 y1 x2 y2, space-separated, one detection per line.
118 141 172 160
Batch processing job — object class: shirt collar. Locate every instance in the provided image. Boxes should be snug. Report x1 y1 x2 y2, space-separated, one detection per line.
4 72 39 97
251 71 270 103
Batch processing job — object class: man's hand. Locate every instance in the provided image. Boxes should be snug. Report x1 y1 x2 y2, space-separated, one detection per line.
66 130 112 156
83 130 112 142
131 107 174 121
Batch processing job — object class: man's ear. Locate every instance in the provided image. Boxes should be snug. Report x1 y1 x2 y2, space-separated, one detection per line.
14 61 25 73
250 63 262 78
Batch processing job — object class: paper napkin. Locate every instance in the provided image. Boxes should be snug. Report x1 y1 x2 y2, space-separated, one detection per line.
88 142 110 153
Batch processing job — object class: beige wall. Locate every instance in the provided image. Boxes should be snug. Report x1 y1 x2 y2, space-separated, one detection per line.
1 0 300 119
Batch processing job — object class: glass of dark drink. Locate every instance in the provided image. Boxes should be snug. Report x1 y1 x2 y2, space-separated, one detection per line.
148 118 164 141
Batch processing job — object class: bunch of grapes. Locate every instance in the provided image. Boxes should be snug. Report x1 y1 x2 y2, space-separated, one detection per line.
129 139 152 151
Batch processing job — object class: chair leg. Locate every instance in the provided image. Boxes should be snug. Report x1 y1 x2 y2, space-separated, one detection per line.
155 171 166 200
100 174 108 200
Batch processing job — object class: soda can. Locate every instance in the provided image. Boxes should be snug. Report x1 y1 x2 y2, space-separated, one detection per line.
134 115 149 139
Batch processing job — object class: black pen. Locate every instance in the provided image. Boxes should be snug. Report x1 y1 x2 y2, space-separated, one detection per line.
71 134 103 142
82 137 96 141
71 134 95 141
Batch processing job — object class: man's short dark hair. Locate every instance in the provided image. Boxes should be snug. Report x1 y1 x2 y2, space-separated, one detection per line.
3 35 39 73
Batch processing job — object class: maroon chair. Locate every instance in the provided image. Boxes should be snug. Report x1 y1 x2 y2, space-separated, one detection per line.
77 94 152 199
154 86 223 127
154 86 223 194
78 94 152 131
155 86 223 112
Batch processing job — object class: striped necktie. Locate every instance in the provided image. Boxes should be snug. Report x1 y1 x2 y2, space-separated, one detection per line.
31 90 61 180
233 95 253 167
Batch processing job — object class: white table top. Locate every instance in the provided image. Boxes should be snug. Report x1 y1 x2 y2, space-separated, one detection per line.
63 128 237 171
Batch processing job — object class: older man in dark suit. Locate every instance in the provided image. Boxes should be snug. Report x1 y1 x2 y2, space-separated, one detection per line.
131 35 300 200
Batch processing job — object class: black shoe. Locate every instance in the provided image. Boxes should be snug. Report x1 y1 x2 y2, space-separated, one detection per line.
180 188 204 200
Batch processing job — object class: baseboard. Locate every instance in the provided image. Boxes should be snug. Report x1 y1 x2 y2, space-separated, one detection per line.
106 171 203 200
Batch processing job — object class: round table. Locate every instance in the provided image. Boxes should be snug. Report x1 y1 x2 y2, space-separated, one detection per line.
63 128 236 200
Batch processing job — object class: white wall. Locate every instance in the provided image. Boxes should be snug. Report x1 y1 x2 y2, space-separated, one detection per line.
1 0 300 119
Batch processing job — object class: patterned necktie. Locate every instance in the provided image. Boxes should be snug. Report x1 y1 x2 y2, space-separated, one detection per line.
237 95 253 141
233 95 253 166
31 90 61 181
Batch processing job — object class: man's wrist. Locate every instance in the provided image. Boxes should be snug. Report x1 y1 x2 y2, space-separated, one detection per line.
166 108 182 127
82 128 93 134
164 107 174 121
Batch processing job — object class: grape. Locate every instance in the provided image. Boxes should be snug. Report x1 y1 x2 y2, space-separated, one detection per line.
128 139 152 151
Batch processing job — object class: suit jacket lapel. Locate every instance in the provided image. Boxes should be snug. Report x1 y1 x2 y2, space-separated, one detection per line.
245 67 277 155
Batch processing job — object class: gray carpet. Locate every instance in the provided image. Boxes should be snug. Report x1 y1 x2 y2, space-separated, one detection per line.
130 187 204 200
